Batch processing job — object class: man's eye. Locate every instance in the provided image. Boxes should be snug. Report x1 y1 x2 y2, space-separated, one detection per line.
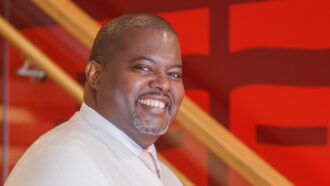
133 65 152 72
168 72 182 79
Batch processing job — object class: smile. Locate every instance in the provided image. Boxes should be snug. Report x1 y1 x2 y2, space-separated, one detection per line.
138 99 166 109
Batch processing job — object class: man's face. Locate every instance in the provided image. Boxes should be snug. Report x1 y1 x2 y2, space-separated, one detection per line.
96 29 184 137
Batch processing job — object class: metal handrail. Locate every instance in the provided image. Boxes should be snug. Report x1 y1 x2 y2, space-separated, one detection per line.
0 15 194 186
18 0 295 184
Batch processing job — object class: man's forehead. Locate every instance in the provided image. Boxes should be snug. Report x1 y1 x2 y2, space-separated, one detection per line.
103 28 181 66
121 28 177 41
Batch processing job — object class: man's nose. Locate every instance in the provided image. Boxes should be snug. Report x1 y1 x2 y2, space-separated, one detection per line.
148 73 171 92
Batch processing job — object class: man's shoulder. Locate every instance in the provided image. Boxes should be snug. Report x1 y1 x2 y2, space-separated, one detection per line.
29 111 114 157
5 113 114 186
31 112 91 149
5 133 109 186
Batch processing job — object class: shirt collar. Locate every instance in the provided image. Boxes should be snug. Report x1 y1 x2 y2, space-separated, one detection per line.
79 103 160 169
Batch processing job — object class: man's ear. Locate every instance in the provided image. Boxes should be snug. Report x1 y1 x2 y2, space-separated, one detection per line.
86 61 103 89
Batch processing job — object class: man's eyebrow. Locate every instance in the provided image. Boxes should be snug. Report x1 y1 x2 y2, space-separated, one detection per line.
130 56 155 63
130 56 183 68
173 64 183 68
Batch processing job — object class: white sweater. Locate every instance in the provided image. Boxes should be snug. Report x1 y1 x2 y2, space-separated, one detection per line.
5 103 182 186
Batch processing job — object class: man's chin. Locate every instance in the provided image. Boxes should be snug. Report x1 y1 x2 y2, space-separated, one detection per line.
135 121 170 136
133 113 171 136
140 126 169 136
133 107 173 135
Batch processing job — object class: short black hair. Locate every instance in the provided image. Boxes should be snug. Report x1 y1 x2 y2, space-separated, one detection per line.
89 12 177 64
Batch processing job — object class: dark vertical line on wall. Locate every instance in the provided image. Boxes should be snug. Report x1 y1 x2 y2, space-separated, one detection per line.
208 1 230 185
2 0 10 183
209 0 230 129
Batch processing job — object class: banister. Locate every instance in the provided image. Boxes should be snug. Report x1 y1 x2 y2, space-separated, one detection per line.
0 16 83 103
32 0 99 48
0 16 195 186
31 0 294 185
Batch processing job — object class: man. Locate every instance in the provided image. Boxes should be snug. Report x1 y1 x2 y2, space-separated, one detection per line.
5 13 184 186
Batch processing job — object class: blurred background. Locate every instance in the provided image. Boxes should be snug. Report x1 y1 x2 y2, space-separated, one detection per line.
1 0 330 185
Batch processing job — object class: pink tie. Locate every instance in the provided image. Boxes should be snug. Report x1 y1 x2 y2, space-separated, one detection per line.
139 150 160 178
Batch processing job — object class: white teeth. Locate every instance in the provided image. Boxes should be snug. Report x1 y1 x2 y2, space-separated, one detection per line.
160 102 165 108
139 99 165 109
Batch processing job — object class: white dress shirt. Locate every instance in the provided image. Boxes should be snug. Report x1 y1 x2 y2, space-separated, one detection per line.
5 103 182 186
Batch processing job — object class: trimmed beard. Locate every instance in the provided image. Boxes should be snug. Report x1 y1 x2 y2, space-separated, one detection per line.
133 111 172 136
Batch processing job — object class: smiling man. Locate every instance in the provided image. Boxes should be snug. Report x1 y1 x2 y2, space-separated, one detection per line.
5 13 184 186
